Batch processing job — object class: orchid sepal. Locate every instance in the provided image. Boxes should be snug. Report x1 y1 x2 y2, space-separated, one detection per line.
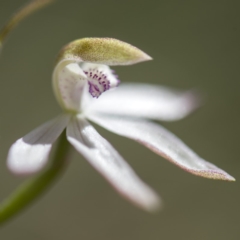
56 38 152 66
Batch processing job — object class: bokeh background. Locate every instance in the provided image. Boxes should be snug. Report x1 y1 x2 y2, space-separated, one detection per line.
0 0 239 239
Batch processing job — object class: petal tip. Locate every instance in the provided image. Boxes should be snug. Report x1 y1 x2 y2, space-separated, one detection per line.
213 174 235 182
182 90 204 114
192 169 236 182
7 145 44 176
145 198 162 213
7 154 32 176
190 90 204 108
140 53 153 62
224 175 236 182
134 191 162 213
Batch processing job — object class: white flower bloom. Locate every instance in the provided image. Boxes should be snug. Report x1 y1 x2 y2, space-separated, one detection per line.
7 38 235 212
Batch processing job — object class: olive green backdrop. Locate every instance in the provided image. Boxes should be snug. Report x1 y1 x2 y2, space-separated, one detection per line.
0 0 239 239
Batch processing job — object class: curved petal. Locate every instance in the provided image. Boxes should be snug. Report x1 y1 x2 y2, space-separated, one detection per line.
7 115 70 175
67 116 161 212
86 83 200 121
88 114 235 181
53 62 88 112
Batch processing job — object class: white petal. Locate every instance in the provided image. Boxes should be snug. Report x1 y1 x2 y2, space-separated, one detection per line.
7 115 70 175
88 114 235 181
53 62 87 112
87 83 200 121
67 117 161 211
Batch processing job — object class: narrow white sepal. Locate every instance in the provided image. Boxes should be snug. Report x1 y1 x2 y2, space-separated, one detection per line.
88 114 235 181
7 115 70 175
87 83 200 121
67 116 161 212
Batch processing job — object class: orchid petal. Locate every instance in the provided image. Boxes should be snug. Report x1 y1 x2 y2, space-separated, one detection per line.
87 83 200 121
7 115 69 175
53 62 87 111
66 116 160 212
88 114 235 181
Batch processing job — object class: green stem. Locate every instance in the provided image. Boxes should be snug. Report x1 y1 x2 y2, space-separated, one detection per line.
0 131 71 225
0 0 56 45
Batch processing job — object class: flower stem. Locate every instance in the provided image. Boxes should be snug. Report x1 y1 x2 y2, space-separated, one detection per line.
0 0 56 45
0 131 71 225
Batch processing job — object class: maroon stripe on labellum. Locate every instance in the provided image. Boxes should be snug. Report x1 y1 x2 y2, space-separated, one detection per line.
85 68 119 98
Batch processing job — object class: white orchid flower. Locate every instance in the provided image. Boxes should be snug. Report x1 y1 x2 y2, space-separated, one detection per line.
7 38 235 212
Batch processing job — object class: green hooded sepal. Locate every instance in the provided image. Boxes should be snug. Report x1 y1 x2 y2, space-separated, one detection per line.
56 38 152 66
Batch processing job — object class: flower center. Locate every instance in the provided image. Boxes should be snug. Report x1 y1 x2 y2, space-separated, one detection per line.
55 62 120 112
82 65 119 98
84 69 110 98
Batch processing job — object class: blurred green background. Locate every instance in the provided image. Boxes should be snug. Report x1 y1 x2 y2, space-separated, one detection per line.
0 0 239 239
